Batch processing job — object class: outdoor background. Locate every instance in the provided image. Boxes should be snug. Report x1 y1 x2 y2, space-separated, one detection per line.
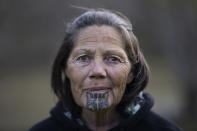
0 0 196 130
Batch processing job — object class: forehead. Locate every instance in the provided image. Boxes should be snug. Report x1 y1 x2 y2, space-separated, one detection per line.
74 25 124 49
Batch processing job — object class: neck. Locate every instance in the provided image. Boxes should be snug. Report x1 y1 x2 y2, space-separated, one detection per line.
81 107 121 131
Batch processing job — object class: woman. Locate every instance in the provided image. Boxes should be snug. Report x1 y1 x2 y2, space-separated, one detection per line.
30 9 182 131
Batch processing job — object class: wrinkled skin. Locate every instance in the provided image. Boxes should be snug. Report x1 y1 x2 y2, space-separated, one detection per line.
66 25 132 111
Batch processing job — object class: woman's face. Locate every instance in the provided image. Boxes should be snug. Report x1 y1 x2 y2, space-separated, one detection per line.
66 25 132 111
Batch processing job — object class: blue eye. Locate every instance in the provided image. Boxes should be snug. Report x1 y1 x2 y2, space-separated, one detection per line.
105 56 121 65
76 55 91 64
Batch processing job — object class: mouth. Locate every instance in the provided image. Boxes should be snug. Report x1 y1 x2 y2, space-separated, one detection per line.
86 87 111 93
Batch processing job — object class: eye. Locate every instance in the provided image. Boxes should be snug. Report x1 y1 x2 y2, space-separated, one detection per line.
75 55 91 65
105 55 121 65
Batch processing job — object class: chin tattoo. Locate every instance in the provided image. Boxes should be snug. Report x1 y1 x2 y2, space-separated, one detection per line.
86 91 109 111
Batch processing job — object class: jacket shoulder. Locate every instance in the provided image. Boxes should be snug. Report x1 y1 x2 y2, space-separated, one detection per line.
140 111 182 131
29 117 64 131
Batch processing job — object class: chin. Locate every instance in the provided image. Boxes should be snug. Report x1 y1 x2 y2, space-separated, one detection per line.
87 106 109 112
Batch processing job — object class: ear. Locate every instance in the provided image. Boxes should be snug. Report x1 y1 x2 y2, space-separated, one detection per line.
126 72 133 84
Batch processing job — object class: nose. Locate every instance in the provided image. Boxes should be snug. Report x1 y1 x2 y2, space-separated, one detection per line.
89 58 107 79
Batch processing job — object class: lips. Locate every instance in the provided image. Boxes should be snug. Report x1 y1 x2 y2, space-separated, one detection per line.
86 87 110 92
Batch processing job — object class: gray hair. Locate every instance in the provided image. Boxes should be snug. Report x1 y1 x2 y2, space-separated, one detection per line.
51 9 149 117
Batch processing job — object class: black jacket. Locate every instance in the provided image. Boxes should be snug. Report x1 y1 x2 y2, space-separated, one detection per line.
30 93 182 131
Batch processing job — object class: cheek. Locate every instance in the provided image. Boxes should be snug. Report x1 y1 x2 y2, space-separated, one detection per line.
67 66 85 84
67 63 91 92
107 87 126 106
71 88 86 106
109 64 131 87
66 65 89 106
107 64 131 104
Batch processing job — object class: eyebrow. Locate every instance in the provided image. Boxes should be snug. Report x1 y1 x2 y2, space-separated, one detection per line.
76 48 127 58
71 48 95 57
104 49 125 54
104 49 128 59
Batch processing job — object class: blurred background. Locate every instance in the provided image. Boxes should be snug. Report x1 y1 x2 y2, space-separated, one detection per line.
0 0 196 130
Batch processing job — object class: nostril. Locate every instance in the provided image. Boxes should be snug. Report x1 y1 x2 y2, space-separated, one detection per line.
90 74 105 79
89 61 107 78
89 66 107 79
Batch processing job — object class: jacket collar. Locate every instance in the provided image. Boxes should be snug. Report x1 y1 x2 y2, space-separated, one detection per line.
50 92 154 130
